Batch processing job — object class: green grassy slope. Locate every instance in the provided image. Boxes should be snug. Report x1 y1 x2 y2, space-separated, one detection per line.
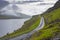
0 0 60 40
28 22 60 40
42 8 60 24
0 15 41 40
25 1 60 40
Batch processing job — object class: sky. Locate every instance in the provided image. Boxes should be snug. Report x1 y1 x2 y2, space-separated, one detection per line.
5 0 58 3
0 0 58 16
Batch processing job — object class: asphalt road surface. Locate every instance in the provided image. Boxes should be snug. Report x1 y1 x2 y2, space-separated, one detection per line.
9 17 45 40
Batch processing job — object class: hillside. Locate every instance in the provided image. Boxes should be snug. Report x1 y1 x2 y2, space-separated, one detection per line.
0 13 31 19
25 0 60 40
0 15 41 40
0 0 60 40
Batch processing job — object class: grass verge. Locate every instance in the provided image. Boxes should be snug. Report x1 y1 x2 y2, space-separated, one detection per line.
0 15 41 40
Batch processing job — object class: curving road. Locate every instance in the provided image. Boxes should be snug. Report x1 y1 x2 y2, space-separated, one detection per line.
9 17 45 40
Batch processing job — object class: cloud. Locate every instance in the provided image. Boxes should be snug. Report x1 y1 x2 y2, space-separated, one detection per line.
0 0 58 16
0 1 9 9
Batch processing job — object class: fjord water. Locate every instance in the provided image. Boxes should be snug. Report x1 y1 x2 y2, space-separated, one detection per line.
0 18 29 37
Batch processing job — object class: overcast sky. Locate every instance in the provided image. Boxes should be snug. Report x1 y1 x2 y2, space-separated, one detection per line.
5 0 58 3
0 0 58 16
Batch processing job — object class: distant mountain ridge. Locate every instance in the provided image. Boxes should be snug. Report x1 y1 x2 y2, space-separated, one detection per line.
0 13 31 19
43 0 60 13
0 0 60 40
0 0 31 19
24 0 60 40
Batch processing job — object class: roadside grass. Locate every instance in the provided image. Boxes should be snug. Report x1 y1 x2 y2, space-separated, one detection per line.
26 8 60 40
0 15 41 40
42 8 60 24
29 22 60 40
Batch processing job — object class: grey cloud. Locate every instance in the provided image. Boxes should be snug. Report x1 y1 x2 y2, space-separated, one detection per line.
0 1 9 10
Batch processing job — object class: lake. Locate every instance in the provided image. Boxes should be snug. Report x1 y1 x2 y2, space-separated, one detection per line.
0 18 30 37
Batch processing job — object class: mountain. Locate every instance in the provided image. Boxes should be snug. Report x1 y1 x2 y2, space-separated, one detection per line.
0 9 31 19
0 2 31 19
42 0 60 24
0 10 31 19
3 0 53 16
0 0 60 40
24 0 60 40
43 0 60 13
0 14 31 19
0 0 42 19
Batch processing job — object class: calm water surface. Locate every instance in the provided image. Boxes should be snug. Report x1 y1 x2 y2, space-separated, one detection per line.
0 18 30 37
